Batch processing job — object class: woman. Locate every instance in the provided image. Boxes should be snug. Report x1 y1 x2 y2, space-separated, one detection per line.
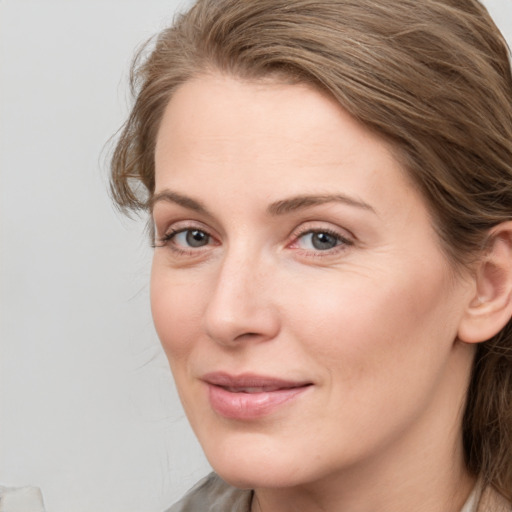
110 0 512 510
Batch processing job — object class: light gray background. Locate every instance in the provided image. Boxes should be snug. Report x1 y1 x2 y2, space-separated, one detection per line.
1 1 511 511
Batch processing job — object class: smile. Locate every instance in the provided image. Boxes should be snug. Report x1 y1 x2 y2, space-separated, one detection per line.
202 373 313 420
224 386 284 393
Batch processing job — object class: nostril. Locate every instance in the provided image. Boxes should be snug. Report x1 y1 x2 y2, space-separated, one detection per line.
234 332 260 342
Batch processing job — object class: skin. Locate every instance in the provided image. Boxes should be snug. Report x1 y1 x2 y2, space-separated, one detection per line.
151 74 478 512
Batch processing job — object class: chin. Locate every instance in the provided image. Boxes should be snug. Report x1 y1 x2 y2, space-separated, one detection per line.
214 461 307 490
198 431 325 490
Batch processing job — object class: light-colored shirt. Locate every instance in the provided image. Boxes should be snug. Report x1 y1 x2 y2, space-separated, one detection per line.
165 473 511 512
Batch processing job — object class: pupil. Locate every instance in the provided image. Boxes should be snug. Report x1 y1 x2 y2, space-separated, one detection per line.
312 232 337 250
186 230 209 247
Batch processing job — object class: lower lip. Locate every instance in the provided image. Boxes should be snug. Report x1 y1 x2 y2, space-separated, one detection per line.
206 384 310 420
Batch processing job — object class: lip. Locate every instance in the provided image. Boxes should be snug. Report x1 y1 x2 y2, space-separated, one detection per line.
202 372 313 420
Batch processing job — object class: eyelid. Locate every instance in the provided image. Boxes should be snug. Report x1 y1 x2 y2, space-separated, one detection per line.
287 222 355 255
153 220 218 251
153 218 354 259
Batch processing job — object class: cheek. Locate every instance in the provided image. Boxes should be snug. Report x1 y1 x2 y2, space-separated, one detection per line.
284 260 458 387
150 265 205 361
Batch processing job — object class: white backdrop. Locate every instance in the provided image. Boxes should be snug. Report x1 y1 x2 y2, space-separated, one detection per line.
1 1 511 511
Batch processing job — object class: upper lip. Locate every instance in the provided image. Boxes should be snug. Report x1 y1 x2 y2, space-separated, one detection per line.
202 372 313 391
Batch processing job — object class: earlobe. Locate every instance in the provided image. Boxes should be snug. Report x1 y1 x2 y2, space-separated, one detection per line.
458 221 512 344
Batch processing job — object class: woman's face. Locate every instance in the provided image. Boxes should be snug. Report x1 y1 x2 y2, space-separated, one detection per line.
151 74 475 489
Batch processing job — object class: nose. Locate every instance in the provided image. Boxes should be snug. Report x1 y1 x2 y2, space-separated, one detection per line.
203 251 281 347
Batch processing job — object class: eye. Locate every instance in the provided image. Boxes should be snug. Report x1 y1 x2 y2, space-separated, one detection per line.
297 231 341 251
291 227 353 254
155 226 215 251
174 229 211 248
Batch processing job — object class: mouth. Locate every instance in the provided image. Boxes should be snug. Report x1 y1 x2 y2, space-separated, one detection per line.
223 385 292 393
202 372 313 420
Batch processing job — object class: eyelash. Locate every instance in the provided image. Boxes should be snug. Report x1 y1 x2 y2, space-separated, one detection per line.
290 226 354 256
154 224 353 257
153 227 213 255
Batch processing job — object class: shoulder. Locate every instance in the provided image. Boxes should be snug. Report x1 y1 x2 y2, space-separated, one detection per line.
476 486 511 512
164 473 253 512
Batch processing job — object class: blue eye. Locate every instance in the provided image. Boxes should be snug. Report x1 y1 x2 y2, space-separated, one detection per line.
174 229 211 248
297 231 345 251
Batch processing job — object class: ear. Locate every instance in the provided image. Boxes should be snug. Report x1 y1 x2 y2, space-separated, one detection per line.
458 221 512 344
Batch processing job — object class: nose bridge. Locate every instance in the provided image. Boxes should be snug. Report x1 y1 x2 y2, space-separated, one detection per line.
203 241 279 345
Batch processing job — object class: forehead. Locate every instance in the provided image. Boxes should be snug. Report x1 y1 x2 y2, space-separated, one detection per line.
153 73 448 265
154 74 405 196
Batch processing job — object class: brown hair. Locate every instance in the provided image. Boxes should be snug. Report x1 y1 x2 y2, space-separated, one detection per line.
110 0 512 497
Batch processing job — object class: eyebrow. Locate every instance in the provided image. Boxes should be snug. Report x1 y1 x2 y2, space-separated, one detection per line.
150 190 210 215
267 194 375 216
150 189 375 216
